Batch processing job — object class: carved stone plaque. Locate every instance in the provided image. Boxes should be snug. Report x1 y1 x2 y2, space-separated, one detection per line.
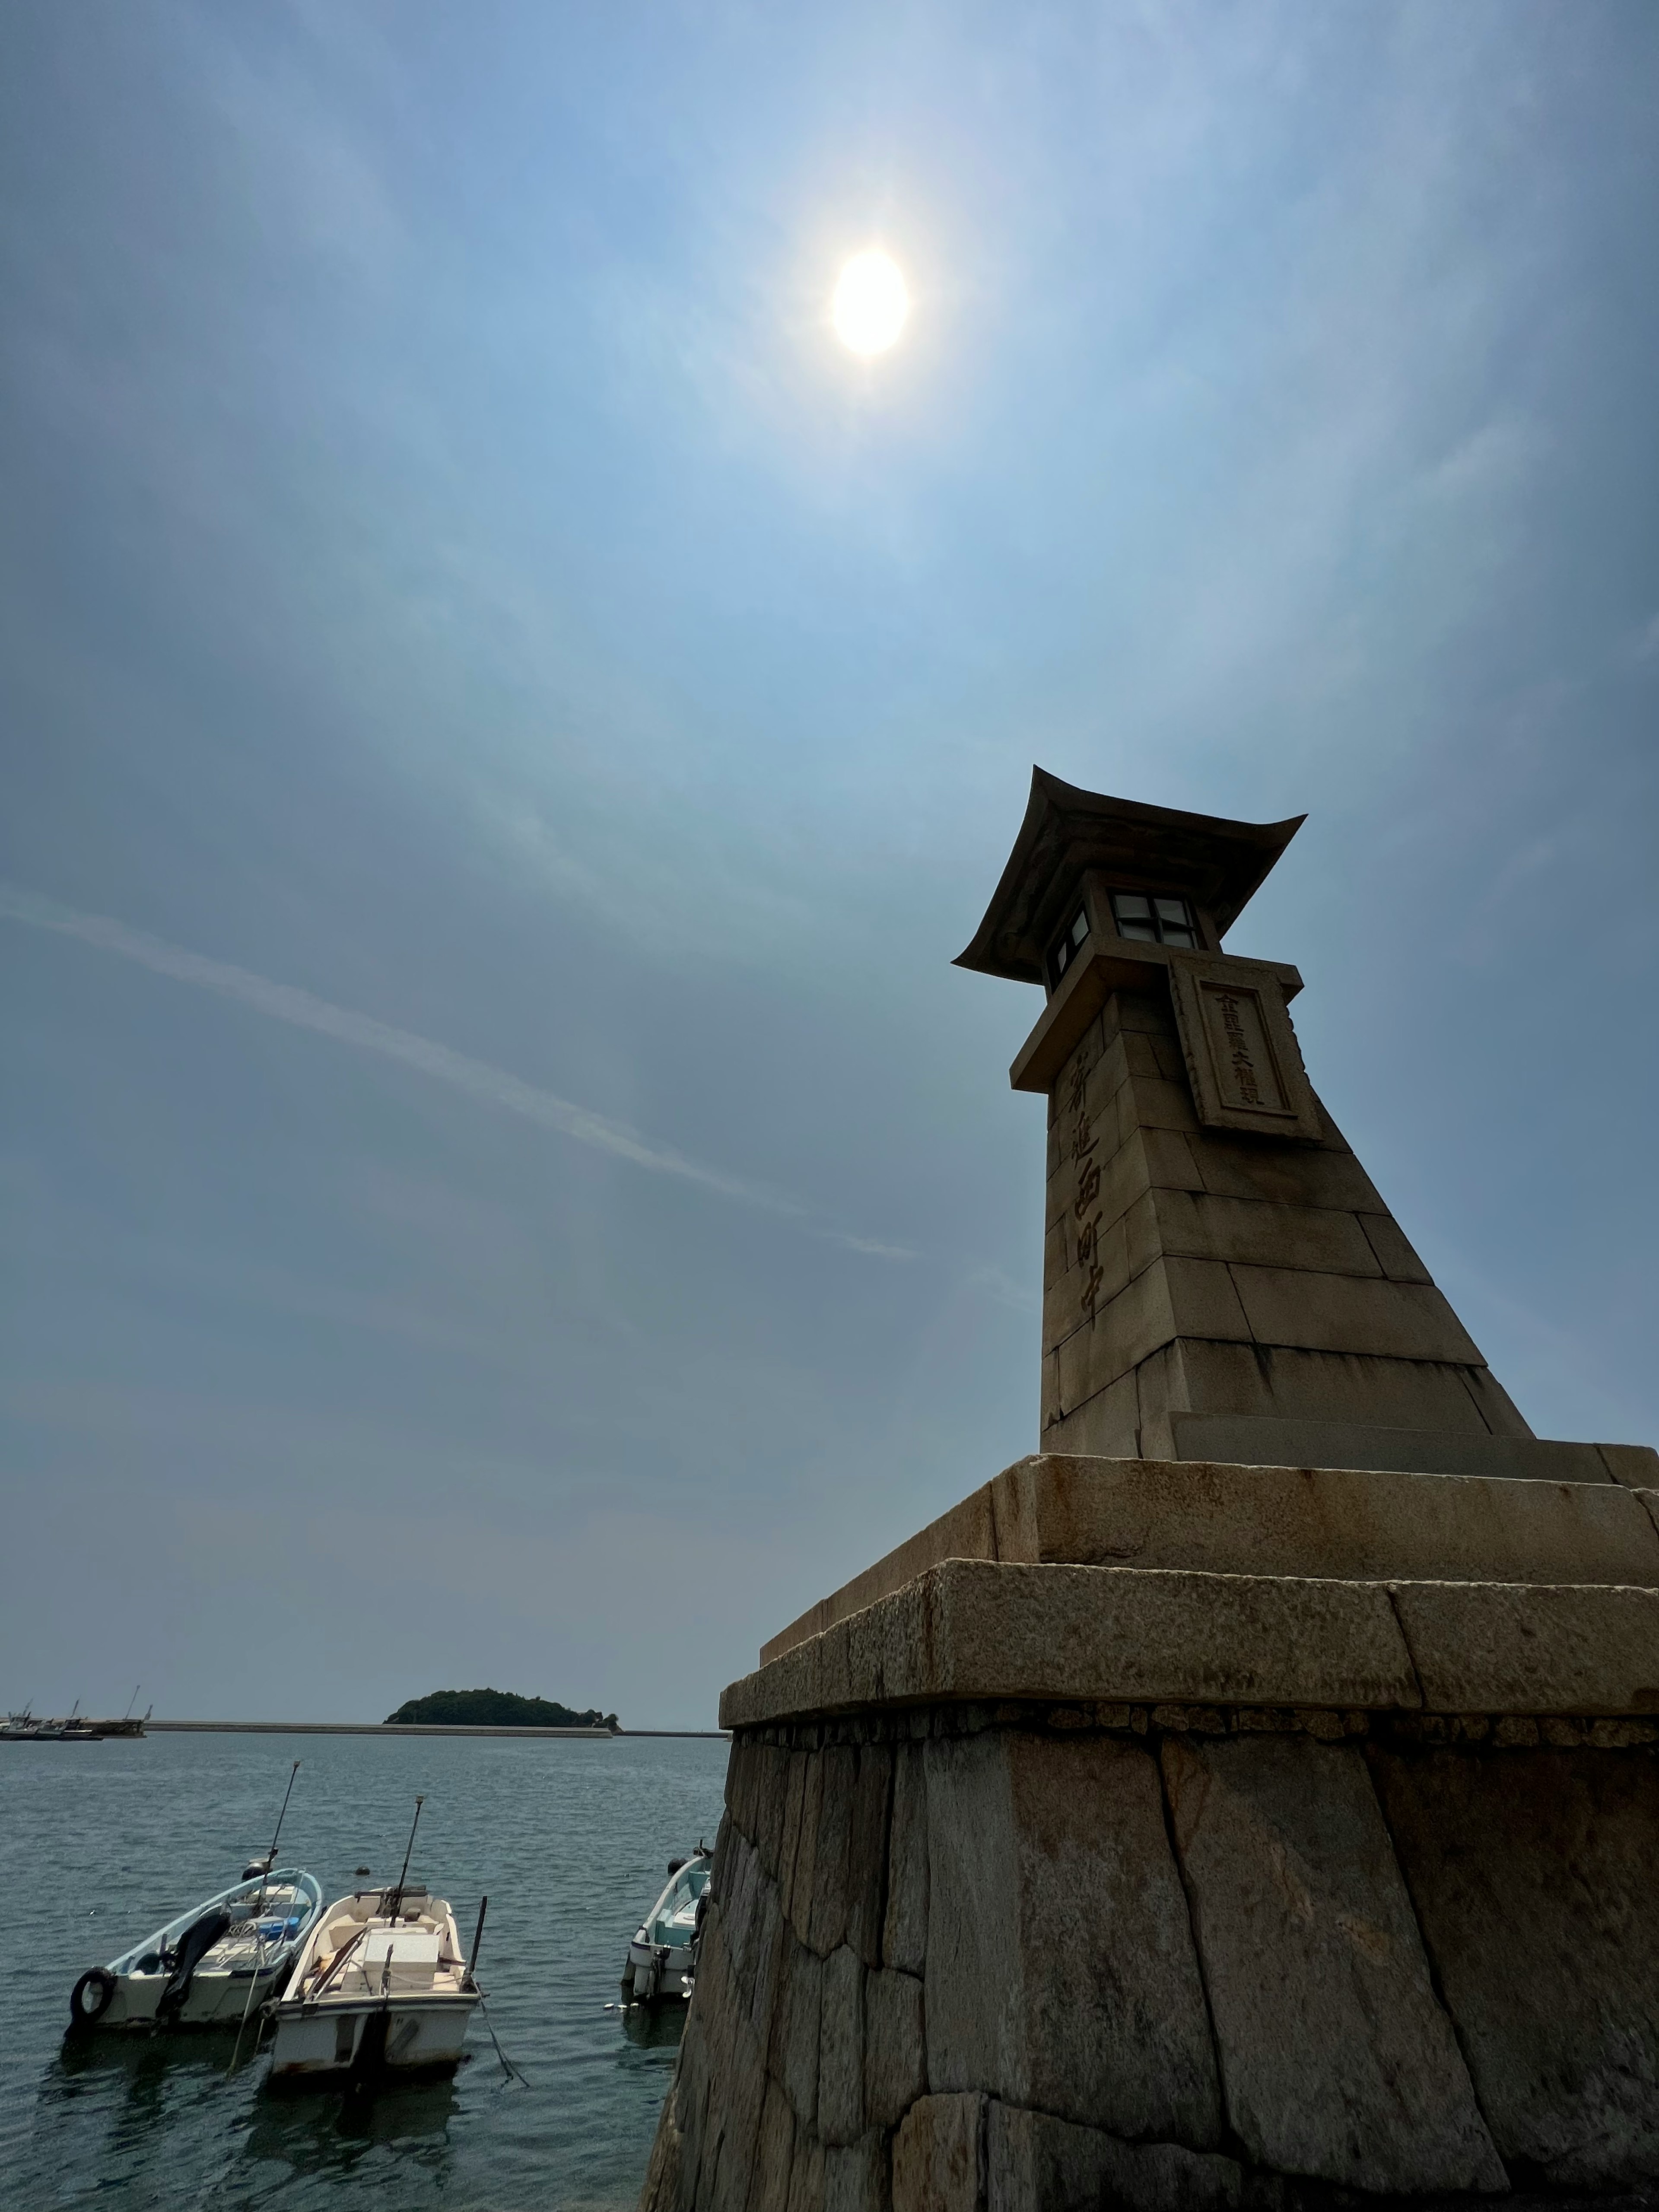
1166 952 1321 1140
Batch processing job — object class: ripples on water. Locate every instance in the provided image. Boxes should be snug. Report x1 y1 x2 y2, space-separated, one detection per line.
0 1730 729 2208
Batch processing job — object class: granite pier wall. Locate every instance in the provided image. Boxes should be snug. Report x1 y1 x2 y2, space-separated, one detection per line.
642 1701 1659 2212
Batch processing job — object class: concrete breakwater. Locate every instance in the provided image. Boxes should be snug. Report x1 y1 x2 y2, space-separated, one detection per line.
145 1721 725 1738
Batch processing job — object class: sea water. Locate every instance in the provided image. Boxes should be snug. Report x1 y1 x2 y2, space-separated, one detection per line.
0 1729 728 2208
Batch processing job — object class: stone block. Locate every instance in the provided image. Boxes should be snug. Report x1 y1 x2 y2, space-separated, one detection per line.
1167 1412 1612 1484
1041 1365 1137 1458
721 1560 1421 1729
639 2078 685 2212
864 1968 926 2130
985 2101 1243 2212
883 1742 928 1975
825 2132 889 2212
1369 1744 1659 2185
1038 1349 1059 1437
1227 1264 1484 1363
1044 1211 1131 1353
809 1745 856 1956
746 1861 786 2047
924 1730 1223 2142
725 1737 755 1839
1133 1186 1384 1279
1161 1734 1504 2194
1136 1123 1206 1196
778 1751 809 1915
691 1921 770 2212
1391 1578 1659 1715
819 1944 866 2146
1120 1027 1164 1081
1166 1336 1507 1433
1113 987 1179 1038
1113 1071 1201 1140
1602 1443 1659 1489
753 1744 790 1879
786 2136 827 2212
780 1935 823 2130
1359 1211 1433 1283
1057 1259 1252 1417
1077 1126 1201 1242
1042 1210 1068 1294
1192 1124 1387 1214
990 1453 1659 1588
1164 1255 1255 1341
846 1742 893 1968
753 2075 797 2212
789 1753 823 1945
718 1832 759 2003
892 2093 985 2212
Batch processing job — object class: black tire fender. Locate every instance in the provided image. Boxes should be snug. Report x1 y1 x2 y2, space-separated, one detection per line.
69 1968 117 2027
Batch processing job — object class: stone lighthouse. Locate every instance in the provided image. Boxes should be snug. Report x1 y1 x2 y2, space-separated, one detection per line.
642 772 1659 2212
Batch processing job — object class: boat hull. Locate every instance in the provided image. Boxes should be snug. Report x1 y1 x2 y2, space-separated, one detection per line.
267 1993 479 2082
95 1958 296 2029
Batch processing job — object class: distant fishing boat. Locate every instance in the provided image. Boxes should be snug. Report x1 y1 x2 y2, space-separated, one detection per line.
622 1846 711 2004
266 1797 483 2085
4 1703 102 1742
67 1869 324 2029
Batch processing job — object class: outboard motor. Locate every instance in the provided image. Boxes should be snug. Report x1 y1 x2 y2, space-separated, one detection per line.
156 1909 232 2021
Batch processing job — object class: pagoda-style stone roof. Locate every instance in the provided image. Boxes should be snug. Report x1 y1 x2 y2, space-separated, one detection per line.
954 767 1306 983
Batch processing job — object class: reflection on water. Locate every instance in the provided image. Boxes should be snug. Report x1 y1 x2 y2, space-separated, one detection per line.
620 2002 691 2054
2 1732 724 2208
246 2069 462 2165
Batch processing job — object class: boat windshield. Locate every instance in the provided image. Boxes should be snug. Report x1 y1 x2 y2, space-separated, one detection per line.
650 1860 711 1946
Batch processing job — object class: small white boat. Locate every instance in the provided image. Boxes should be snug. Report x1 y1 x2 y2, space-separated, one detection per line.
267 1885 481 2083
623 1847 711 2004
68 1869 324 2030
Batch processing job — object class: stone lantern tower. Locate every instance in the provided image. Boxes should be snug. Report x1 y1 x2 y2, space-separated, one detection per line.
955 770 1603 1481
642 773 1659 2212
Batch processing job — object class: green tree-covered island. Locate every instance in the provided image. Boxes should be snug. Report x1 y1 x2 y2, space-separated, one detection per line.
385 1688 620 1730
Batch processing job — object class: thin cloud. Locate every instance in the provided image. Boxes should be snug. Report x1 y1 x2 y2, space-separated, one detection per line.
0 882 914 1257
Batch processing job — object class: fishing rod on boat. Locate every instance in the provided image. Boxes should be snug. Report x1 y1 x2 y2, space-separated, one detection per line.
466 1897 487 1989
385 1795 424 1921
228 1759 302 2073
245 1760 302 1883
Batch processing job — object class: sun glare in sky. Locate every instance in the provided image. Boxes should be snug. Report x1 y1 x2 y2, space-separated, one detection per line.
832 250 909 355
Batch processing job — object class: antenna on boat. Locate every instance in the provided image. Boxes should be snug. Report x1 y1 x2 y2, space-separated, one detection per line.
386 1795 424 1921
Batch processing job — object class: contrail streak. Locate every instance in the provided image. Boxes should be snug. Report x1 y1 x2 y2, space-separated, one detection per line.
0 881 912 1255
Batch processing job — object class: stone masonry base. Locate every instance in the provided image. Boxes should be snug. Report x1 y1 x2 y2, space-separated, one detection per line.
641 1703 1659 2212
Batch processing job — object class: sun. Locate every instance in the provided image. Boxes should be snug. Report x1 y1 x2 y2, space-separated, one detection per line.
832 251 909 356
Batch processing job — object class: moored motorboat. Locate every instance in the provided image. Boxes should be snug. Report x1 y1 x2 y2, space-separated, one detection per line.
266 1884 481 2083
67 1869 325 2029
622 1846 711 2004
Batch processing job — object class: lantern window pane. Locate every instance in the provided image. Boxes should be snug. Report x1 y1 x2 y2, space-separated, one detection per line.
1112 892 1198 947
1048 906 1090 987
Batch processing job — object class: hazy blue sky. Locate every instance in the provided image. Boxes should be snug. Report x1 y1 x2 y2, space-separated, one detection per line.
3 2 1657 1728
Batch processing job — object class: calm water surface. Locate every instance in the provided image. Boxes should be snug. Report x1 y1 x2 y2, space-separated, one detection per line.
0 1731 728 2208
